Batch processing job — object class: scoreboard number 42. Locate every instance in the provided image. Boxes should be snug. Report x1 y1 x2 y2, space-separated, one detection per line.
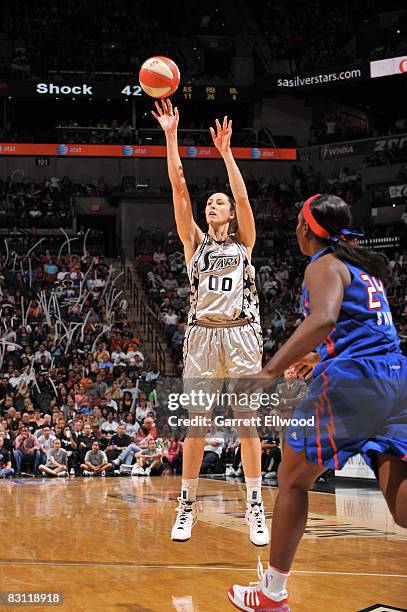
121 85 143 96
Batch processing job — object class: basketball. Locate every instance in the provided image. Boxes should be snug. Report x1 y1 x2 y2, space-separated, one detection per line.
139 56 180 98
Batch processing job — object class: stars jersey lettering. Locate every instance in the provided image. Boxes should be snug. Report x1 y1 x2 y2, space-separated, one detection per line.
187 233 260 326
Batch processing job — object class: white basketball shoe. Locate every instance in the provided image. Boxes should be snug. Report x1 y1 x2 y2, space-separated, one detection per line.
171 497 198 542
245 501 270 546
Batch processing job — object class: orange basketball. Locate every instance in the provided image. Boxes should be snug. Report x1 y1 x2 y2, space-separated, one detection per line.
139 56 180 98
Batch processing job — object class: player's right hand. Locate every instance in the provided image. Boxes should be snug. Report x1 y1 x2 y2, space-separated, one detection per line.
151 98 179 135
291 352 320 379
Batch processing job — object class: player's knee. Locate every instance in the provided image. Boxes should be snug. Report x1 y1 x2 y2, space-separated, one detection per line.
185 427 208 440
278 474 312 492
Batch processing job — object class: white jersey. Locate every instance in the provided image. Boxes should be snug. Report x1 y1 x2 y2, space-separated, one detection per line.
187 233 260 326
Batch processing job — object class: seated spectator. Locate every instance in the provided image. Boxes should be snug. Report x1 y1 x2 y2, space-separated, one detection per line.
80 440 111 476
124 412 139 437
133 438 163 476
14 425 41 475
0 434 14 478
201 426 224 474
135 398 151 424
101 411 118 436
261 436 281 479
120 391 135 414
38 438 68 477
162 432 183 475
37 424 56 458
105 424 132 462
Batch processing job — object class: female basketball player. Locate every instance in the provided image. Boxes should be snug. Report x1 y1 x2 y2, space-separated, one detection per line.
228 194 407 610
152 99 268 546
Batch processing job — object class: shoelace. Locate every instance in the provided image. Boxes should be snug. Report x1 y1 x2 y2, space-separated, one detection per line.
248 557 268 592
251 503 265 531
175 498 193 527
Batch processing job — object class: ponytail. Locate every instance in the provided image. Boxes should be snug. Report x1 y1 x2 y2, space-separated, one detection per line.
333 241 391 284
308 194 391 283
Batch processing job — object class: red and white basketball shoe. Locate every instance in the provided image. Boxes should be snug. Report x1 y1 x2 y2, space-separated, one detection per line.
228 559 289 611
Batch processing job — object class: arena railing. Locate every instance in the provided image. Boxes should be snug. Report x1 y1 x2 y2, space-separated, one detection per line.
123 262 167 376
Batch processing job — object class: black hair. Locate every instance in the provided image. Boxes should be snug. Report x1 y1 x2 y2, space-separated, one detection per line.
310 194 390 283
225 194 238 234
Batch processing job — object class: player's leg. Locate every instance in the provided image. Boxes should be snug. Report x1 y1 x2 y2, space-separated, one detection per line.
171 418 208 541
228 444 325 610
374 452 407 528
268 444 326 570
234 411 270 545
172 325 217 541
228 323 269 545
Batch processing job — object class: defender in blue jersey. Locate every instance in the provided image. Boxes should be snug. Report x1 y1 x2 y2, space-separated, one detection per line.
228 194 407 612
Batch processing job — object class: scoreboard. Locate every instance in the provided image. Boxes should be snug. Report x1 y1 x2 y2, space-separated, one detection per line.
180 85 249 102
0 80 252 102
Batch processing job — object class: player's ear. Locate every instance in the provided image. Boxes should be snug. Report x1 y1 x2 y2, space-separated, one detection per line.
303 219 311 237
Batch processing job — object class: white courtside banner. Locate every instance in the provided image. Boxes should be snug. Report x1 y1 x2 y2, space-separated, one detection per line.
335 454 375 479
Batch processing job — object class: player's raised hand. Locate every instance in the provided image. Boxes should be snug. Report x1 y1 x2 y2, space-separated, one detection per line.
291 352 320 379
151 98 179 135
210 116 232 155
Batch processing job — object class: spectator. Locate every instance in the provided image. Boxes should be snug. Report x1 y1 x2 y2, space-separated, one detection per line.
0 434 14 478
38 438 68 477
133 438 163 476
14 426 41 475
81 441 112 476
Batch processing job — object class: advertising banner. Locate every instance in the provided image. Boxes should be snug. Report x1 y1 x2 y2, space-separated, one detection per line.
389 184 407 198
0 143 296 160
370 54 407 79
273 63 367 90
316 131 407 160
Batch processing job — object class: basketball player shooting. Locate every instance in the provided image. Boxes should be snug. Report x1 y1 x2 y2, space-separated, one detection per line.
227 194 407 611
152 98 269 546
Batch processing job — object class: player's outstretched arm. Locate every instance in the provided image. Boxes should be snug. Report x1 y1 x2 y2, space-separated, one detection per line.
152 99 203 258
210 116 256 250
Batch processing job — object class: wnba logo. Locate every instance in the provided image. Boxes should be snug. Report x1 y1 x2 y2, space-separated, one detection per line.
122 146 133 156
251 148 261 159
57 145 68 155
187 147 197 158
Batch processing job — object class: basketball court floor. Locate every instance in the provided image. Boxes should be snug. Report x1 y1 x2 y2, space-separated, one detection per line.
0 476 405 612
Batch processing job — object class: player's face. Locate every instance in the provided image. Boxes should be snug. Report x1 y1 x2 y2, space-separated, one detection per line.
296 209 311 255
205 193 234 227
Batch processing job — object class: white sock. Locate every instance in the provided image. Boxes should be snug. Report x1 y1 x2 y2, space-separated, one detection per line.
264 565 290 599
181 478 198 502
245 476 262 503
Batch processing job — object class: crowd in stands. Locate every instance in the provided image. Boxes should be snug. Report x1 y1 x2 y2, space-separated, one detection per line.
0 177 73 228
0 176 112 228
256 0 405 71
0 233 178 479
0 223 289 480
369 10 407 60
310 112 407 146
0 0 226 80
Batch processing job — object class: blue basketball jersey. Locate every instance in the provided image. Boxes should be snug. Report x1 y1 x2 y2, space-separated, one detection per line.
302 247 401 361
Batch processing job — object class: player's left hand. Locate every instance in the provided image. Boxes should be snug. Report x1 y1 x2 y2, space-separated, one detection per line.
210 116 232 155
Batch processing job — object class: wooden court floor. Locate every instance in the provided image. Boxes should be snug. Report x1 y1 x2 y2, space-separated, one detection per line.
0 476 406 612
